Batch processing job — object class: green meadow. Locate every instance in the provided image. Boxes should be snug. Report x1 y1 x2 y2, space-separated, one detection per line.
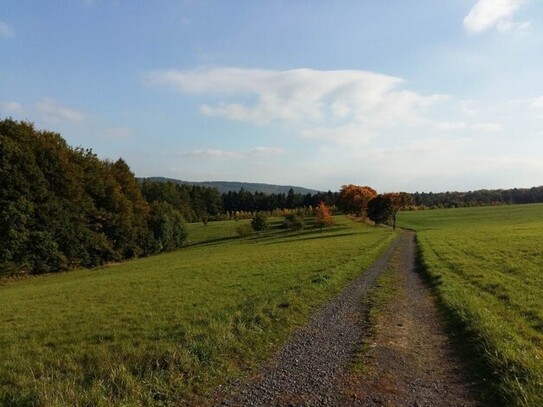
398 204 543 406
0 217 396 406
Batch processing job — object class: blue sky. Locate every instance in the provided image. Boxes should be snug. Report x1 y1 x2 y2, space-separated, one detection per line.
1 0 543 192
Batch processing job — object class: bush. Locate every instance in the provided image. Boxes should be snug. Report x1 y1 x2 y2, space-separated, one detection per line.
147 202 188 252
284 214 304 233
235 224 253 237
251 212 269 232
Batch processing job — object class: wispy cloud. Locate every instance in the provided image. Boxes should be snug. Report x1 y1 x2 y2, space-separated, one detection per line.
471 122 502 132
249 147 284 155
35 98 87 124
464 0 527 33
0 21 14 38
186 149 243 159
528 96 543 109
0 101 23 114
436 121 467 131
182 146 284 160
1 99 88 125
436 121 501 132
146 67 447 143
103 127 135 139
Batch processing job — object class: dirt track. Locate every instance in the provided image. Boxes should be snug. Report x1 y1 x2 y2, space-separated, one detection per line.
217 232 477 406
337 232 478 406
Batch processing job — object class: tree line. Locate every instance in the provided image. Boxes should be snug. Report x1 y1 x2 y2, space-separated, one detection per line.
0 119 188 277
142 181 339 222
2 119 542 276
411 188 543 208
0 119 339 276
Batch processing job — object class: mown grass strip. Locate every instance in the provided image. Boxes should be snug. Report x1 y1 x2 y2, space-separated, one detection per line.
399 204 543 406
0 216 396 406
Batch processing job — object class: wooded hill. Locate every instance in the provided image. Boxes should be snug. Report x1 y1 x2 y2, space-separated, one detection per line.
142 177 320 195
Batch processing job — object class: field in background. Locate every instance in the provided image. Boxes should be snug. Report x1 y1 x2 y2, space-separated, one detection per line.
0 216 396 406
398 204 543 406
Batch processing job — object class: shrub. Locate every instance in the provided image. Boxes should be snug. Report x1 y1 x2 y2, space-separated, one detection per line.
235 224 253 237
284 214 304 233
251 212 269 232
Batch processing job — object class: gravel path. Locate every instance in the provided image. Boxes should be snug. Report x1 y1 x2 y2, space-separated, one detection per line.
218 236 402 406
217 232 478 406
338 232 478 406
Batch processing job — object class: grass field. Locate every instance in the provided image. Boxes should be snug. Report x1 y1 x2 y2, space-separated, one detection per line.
0 216 396 406
398 204 543 406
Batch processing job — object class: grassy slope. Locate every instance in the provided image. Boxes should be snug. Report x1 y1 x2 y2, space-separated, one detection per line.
398 204 543 406
0 217 395 406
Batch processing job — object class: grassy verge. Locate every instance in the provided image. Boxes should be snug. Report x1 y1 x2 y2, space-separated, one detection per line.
350 233 401 375
399 204 543 406
0 216 396 406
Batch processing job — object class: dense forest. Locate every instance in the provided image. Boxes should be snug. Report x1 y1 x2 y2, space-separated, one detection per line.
143 177 319 195
2 118 542 276
0 119 187 277
411 188 543 208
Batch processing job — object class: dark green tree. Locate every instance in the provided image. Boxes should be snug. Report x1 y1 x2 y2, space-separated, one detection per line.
367 195 393 226
284 213 304 234
147 202 188 253
251 211 269 232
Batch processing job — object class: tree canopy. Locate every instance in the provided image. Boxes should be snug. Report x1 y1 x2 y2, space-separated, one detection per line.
0 119 188 276
338 184 377 218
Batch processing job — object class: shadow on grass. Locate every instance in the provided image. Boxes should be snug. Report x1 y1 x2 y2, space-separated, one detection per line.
188 235 239 248
257 228 356 246
413 234 506 407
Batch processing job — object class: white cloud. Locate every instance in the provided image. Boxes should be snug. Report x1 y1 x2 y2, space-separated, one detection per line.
0 21 14 38
103 127 135 139
471 122 502 132
147 67 444 124
0 101 23 114
35 98 87 124
300 122 373 144
186 149 243 159
183 146 284 160
464 0 527 33
147 67 447 144
436 121 502 132
528 96 543 109
436 121 467 131
249 147 284 155
1 99 89 126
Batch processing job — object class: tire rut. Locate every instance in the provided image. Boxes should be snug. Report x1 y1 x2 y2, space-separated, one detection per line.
216 235 402 406
338 232 478 406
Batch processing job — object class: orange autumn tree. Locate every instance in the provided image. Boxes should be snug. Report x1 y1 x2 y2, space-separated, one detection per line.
338 184 377 218
315 201 335 231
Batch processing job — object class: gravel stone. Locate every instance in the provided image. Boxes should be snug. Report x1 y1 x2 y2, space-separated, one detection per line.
217 235 401 406
216 232 478 406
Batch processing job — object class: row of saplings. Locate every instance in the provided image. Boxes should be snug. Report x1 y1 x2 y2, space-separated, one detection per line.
232 188 411 238
235 202 336 237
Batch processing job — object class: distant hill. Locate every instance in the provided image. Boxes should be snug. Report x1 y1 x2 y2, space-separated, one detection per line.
140 177 321 195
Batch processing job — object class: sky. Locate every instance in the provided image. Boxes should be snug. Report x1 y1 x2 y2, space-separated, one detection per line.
1 0 543 193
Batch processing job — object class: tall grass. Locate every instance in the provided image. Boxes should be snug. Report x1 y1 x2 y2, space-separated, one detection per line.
399 204 543 406
0 216 396 406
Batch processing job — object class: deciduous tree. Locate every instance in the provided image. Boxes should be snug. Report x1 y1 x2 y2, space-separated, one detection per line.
385 192 412 229
314 202 335 231
367 192 412 229
338 184 377 218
